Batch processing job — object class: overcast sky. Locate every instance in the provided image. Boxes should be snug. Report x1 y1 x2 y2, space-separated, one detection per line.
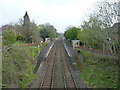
0 0 116 33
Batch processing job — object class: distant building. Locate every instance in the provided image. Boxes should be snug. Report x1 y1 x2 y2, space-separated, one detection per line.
23 11 30 25
45 38 50 43
72 40 80 48
1 25 12 30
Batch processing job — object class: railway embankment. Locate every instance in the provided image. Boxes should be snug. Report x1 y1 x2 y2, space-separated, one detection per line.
65 39 118 88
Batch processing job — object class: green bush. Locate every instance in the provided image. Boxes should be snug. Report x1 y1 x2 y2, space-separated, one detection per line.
2 30 16 45
80 50 118 88
64 27 80 41
41 43 47 47
2 47 36 88
16 35 24 41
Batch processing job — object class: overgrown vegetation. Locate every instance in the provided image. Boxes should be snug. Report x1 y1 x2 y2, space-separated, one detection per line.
2 47 36 88
64 0 119 88
2 11 53 88
80 50 118 88
64 1 120 57
39 23 57 41
2 41 47 88
2 30 16 46
64 27 80 41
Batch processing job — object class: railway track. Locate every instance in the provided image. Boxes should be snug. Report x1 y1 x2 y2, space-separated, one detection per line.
61 39 77 88
30 38 85 90
40 41 57 88
30 38 81 89
51 40 65 88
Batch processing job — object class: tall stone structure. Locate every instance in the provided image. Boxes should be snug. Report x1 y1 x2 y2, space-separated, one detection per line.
23 11 31 42
23 11 30 25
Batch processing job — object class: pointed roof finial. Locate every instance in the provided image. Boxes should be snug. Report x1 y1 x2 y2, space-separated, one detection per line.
23 11 30 25
25 11 28 16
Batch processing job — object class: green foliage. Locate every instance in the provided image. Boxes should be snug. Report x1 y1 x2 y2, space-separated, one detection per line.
40 24 57 41
77 30 91 46
15 19 43 43
64 27 80 41
2 30 16 45
77 29 105 49
77 17 105 49
21 46 40 61
40 28 49 41
14 41 26 45
2 47 29 87
2 46 37 88
41 43 47 47
16 35 24 41
19 65 37 88
80 50 118 88
32 26 43 43
1 12 53 88
2 41 48 88
19 22 37 43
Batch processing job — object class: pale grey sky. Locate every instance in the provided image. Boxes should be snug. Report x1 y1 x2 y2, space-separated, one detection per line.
0 0 116 33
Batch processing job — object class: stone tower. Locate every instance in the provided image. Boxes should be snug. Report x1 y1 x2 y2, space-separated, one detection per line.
23 11 30 25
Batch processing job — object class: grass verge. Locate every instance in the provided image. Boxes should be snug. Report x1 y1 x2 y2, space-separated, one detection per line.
19 44 47 88
78 49 118 88
2 42 47 88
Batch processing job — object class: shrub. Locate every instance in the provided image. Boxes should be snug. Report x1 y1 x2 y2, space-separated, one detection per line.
2 30 16 46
